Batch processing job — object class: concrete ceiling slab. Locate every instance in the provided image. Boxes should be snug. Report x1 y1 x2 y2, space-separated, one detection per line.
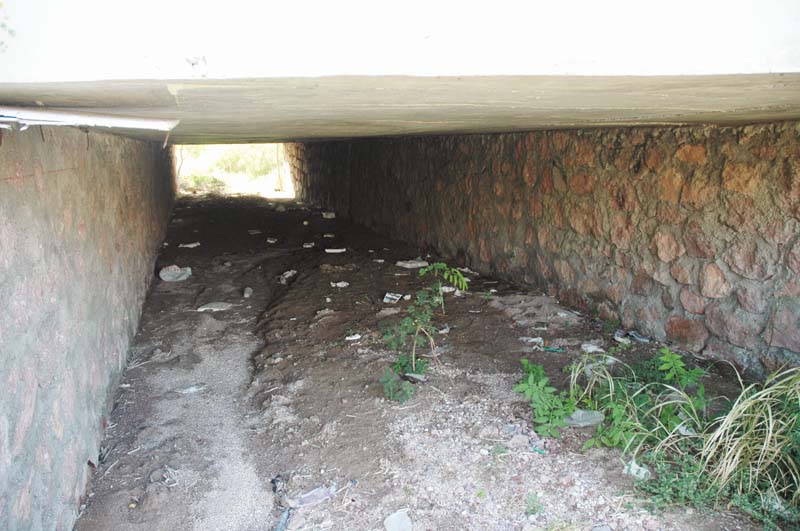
0 74 799 143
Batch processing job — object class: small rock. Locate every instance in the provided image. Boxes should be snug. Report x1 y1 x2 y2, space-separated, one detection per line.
302 242 315 249
159 265 192 282
279 270 297 285
330 281 350 288
383 509 413 531
623 459 651 481
243 287 253 298
196 302 234 312
507 434 529 449
178 242 201 248
396 260 429 269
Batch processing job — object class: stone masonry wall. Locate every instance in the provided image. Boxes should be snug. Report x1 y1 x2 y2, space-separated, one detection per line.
0 127 174 529
287 122 800 374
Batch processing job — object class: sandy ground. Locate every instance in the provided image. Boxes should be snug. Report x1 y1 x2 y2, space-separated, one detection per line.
75 195 757 531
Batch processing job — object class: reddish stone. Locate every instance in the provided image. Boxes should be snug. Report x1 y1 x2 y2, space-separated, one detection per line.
764 300 800 352
670 261 693 285
653 230 685 263
684 221 718 258
523 158 537 186
569 201 596 236
721 195 758 231
700 263 732 298
787 240 800 275
597 301 619 321
539 166 553 194
605 284 625 305
680 289 707 315
675 144 708 165
610 212 633 250
631 270 655 295
662 288 675 310
723 237 778 281
705 301 765 350
737 283 770 314
554 259 575 285
722 163 760 196
666 316 709 351
569 173 596 195
682 175 718 209
658 169 684 204
575 140 596 167
645 147 663 171
775 279 800 298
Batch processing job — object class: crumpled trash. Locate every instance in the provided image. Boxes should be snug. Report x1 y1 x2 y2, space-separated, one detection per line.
330 281 350 288
438 324 450 335
302 220 309 226
325 248 347 254
197 302 234 312
247 229 262 235
383 509 413 531
302 242 315 249
581 343 606 354
322 211 336 219
373 259 385 264
564 409 605 427
383 293 403 304
396 259 429 269
159 265 192 282
345 334 361 341
627 330 651 343
613 329 632 345
458 267 479 275
266 237 278 244
288 483 337 508
403 294 411 301
178 242 201 248
623 459 651 481
440 286 456 293
243 287 253 298
323 233 335 238
519 337 544 348
279 270 297 285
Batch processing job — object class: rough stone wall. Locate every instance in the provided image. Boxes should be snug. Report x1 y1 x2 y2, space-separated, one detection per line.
0 127 174 529
287 122 800 374
286 142 352 214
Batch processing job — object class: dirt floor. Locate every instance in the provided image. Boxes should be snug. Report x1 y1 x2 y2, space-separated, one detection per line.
75 195 759 531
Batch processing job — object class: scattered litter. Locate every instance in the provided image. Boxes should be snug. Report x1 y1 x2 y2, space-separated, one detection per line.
325 248 347 254
345 334 362 341
178 242 200 248
325 297 332 303
627 330 651 343
196 302 234 312
438 324 450 335
267 237 278 244
489 288 498 293
288 483 337 508
581 343 606 354
302 242 315 249
322 211 336 219
320 263 357 273
243 287 253 298
162 242 169 247
440 286 456 294
302 220 309 226
396 259 429 269
383 509 413 531
247 229 262 235
377 308 401 317
330 281 350 288
373 259 385 264
383 293 403 304
623 459 651 481
402 373 426 383
564 409 605 427
519 337 544 348
468 310 481 313
274 509 292 531
178 384 205 395
323 233 335 238
613 329 632 345
543 346 564 353
159 265 192 282
275 204 287 212
315 308 335 318
458 267 479 275
403 294 412 301
279 270 297 285
368 249 375 253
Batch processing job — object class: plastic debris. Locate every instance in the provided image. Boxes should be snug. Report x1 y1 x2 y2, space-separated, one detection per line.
197 302 234 312
243 287 253 298
325 248 347 254
289 483 337 508
377 308 401 317
395 259 429 269
316 308 335 318
323 233 335 238
440 286 456 294
345 334 362 341
178 242 200 248
159 265 192 282
564 409 605 427
584 356 617 378
302 242 315 249
383 293 403 304
322 211 336 219
542 346 564 353
178 384 205 395
613 329 632 345
581 343 606 354
373 259 385 264
403 373 426 383
330 281 350 288
247 229 262 235
383 509 413 531
458 267 479 275
403 294 411 301
266 237 278 244
325 297 332 303
302 220 309 226
438 324 450 335
519 337 544 348
279 270 297 285
623 459 651 481
627 330 651 343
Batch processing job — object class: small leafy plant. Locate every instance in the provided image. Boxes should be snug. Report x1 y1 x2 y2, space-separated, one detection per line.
525 492 544 516
513 359 576 437
380 368 415 404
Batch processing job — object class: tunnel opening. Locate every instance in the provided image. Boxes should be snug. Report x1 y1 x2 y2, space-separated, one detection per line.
174 143 295 199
